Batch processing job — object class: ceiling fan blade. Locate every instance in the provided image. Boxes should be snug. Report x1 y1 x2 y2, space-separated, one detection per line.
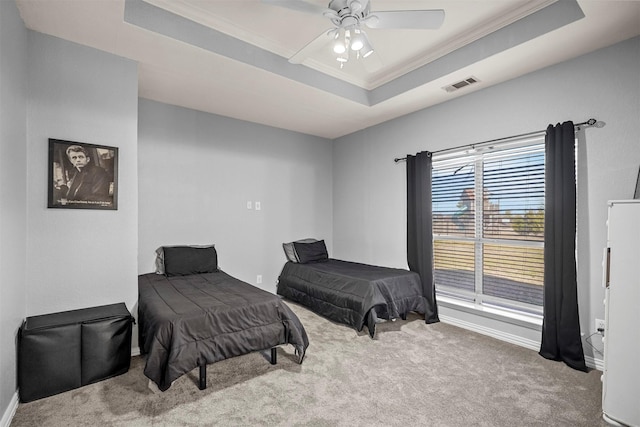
365 9 445 30
288 29 335 64
262 0 328 15
348 0 368 14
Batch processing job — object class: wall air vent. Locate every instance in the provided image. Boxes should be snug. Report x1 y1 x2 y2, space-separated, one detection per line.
443 76 480 93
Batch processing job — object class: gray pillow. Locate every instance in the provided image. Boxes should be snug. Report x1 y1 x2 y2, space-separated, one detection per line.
282 238 318 262
155 244 216 274
293 240 329 264
163 245 218 277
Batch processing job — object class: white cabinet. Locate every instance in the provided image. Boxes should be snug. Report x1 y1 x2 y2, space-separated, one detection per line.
602 200 640 426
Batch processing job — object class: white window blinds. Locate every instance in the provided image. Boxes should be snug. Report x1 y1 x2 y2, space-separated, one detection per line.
432 136 545 314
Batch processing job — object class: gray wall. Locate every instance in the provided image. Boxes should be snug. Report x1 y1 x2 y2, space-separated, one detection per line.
0 0 28 423
333 36 640 360
0 29 139 422
0 25 139 420
24 32 139 320
138 99 333 293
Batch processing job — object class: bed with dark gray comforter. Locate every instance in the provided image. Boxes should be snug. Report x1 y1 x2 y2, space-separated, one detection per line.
138 270 309 391
277 258 426 338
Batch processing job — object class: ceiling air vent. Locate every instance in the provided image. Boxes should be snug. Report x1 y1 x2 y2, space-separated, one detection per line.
443 76 480 93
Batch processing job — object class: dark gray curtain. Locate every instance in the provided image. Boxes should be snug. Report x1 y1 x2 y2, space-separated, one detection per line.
407 151 439 323
539 121 587 372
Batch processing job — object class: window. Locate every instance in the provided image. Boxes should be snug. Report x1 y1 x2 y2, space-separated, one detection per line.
432 136 545 316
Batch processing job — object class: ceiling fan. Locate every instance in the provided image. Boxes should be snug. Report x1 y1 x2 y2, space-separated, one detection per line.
264 0 445 69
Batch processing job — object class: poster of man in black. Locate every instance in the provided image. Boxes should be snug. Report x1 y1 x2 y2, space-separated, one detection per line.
48 139 118 210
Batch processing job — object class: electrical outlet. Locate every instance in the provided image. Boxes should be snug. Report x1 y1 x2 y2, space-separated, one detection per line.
595 318 605 333
256 275 262 284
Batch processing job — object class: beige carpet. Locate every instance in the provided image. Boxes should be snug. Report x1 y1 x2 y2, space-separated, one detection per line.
11 302 606 426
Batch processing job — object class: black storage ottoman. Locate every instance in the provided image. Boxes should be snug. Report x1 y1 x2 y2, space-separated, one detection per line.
18 302 134 403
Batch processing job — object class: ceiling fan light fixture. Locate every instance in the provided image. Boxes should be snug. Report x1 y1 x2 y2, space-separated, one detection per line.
350 28 364 51
333 28 347 53
353 28 373 58
360 43 374 58
275 0 446 68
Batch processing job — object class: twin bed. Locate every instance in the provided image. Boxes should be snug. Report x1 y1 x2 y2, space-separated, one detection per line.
138 241 426 391
138 245 308 391
276 239 427 338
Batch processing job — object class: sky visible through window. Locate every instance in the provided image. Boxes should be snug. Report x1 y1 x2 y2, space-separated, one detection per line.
433 150 544 219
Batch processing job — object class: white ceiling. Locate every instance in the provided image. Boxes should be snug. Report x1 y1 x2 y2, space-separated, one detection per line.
15 0 640 139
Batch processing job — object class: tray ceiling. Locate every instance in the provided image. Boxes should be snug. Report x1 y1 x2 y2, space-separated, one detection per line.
16 0 640 138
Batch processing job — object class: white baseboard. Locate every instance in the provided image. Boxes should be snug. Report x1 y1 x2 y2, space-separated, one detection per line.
585 354 604 371
440 313 540 351
1 392 18 427
439 314 603 371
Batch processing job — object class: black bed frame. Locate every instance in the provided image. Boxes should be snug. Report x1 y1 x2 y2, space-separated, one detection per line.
197 347 278 390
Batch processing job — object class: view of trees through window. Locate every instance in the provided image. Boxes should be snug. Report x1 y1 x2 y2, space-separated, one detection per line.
432 138 545 314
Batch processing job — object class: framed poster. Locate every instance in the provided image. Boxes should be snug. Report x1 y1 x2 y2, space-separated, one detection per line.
48 138 118 210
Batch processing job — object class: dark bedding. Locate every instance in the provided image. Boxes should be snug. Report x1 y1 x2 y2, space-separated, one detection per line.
138 271 309 391
277 259 426 337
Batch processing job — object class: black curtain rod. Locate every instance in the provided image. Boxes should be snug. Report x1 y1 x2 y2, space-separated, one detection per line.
393 118 599 163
